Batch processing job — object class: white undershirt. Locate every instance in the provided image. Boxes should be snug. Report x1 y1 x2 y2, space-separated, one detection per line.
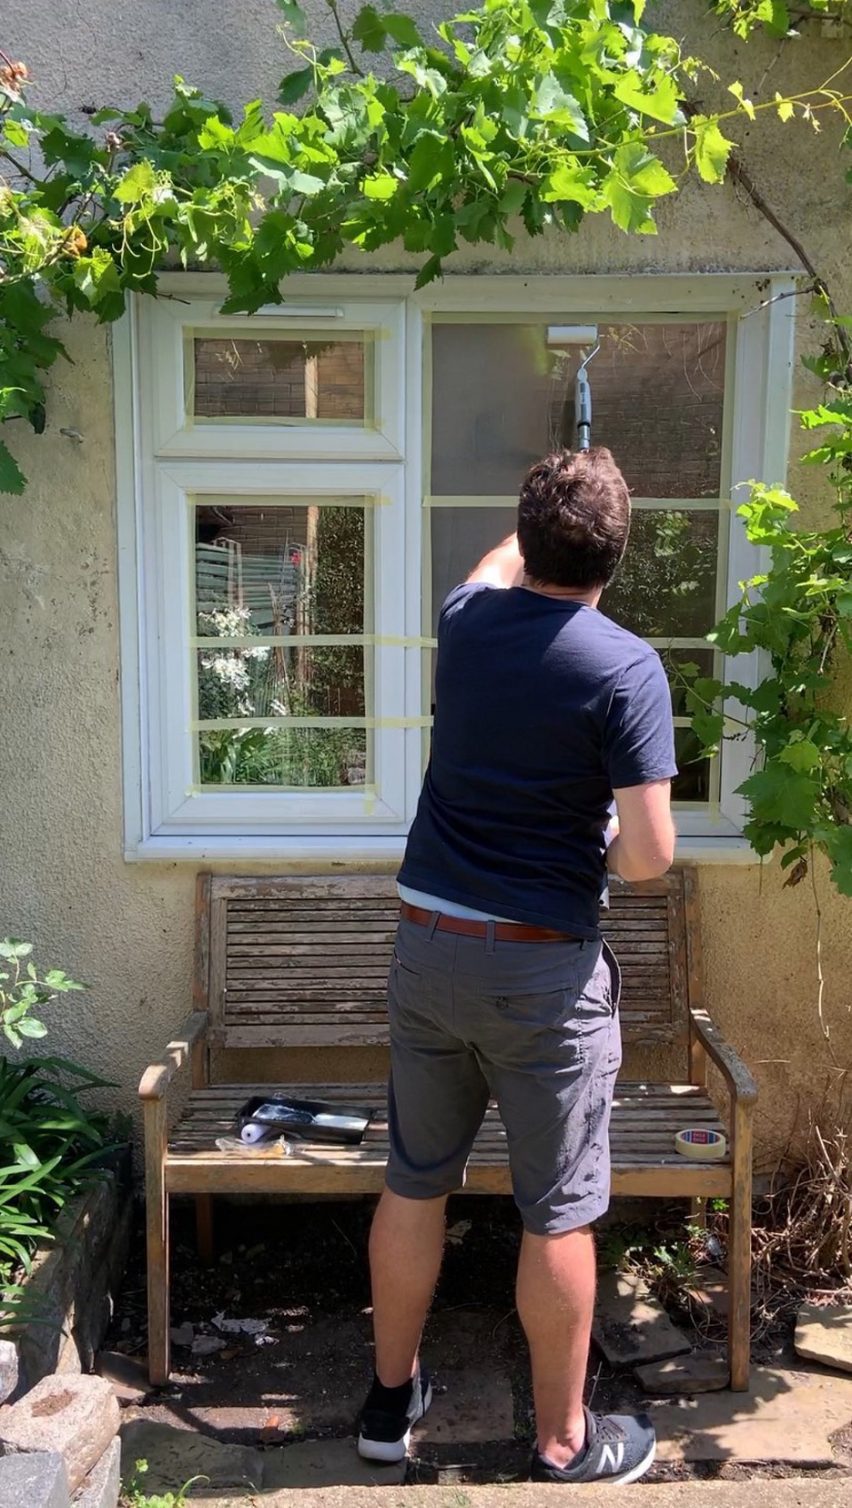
397 883 516 924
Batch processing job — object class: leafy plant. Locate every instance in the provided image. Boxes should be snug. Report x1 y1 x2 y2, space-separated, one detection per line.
121 1460 206 1508
1 937 84 1048
714 0 851 39
0 942 113 1330
2 0 851 491
682 314 852 901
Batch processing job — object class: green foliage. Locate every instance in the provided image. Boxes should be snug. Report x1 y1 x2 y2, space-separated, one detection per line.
1 937 84 1049
714 0 851 39
684 317 852 895
121 1460 204 1508
2 0 850 490
0 942 113 1330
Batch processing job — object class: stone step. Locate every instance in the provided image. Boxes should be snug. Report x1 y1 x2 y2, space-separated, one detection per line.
188 1481 852 1507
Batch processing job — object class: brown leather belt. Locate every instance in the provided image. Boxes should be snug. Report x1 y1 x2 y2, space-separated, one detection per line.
399 900 580 944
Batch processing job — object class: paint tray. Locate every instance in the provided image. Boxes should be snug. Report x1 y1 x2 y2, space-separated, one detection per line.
236 1094 372 1146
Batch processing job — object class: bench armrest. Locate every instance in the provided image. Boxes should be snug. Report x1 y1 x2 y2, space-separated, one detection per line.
689 1008 758 1106
139 1011 209 1101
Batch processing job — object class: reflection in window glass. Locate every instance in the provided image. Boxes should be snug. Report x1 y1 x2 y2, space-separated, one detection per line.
429 506 517 629
431 321 725 498
673 726 712 803
600 510 719 638
658 647 716 716
195 502 365 637
191 332 368 423
194 502 369 788
198 727 368 788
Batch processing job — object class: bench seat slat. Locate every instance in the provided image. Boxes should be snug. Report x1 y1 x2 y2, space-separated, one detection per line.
166 1082 729 1195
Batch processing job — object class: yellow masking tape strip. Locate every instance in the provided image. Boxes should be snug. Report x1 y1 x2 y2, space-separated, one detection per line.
184 782 380 796
192 635 438 649
193 716 433 731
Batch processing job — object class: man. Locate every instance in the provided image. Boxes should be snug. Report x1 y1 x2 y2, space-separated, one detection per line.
358 448 677 1486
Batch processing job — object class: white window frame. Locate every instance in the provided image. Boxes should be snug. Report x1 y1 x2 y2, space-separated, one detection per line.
116 271 796 862
141 295 405 460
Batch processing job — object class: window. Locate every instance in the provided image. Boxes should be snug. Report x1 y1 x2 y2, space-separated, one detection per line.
117 275 795 859
426 318 733 808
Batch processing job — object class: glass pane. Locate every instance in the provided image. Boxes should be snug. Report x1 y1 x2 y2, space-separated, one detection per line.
191 331 368 423
431 320 725 498
430 506 517 630
198 727 368 788
673 725 712 803
197 646 366 721
657 647 715 716
195 502 366 638
600 509 719 638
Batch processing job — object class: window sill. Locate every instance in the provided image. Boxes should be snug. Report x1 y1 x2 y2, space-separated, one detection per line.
675 836 764 865
126 833 763 867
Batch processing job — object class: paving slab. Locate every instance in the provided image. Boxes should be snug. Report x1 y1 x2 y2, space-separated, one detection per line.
796 1304 852 1375
120 1419 263 1494
650 1363 852 1464
593 1272 692 1367
261 1437 406 1490
187 1482 852 1507
687 1266 730 1321
636 1353 730 1394
422 1367 514 1443
94 1351 150 1404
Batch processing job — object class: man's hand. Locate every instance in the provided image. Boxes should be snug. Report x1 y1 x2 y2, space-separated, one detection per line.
467 533 525 588
607 780 675 881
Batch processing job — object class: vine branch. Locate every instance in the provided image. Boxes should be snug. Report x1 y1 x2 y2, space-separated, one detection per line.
727 153 852 364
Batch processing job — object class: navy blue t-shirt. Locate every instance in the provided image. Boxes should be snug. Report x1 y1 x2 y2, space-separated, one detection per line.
398 583 678 938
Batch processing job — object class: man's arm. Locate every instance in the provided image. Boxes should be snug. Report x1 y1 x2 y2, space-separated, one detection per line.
466 533 524 588
607 780 675 881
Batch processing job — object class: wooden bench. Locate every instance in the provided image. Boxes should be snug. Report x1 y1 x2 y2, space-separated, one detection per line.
140 868 757 1390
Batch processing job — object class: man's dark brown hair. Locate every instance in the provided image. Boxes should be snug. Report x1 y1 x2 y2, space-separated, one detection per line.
517 447 631 589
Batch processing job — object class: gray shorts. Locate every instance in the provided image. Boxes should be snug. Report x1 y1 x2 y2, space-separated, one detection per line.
385 916 622 1236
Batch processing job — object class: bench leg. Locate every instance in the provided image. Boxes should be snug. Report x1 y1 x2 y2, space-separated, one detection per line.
690 1196 708 1231
196 1194 214 1265
728 1099 754 1393
144 1097 171 1386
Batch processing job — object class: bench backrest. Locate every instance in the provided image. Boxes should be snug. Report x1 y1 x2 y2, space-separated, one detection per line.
197 870 697 1054
196 868 693 1055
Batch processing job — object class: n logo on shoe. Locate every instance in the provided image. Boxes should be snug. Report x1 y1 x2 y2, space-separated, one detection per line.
599 1441 625 1473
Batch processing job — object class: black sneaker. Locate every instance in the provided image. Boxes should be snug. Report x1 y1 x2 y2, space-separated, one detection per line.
531 1405 656 1486
357 1367 432 1463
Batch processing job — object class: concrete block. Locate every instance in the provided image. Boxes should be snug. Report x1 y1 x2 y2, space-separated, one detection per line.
0 1450 70 1508
0 1338 19 1404
0 1373 120 1492
72 1437 121 1508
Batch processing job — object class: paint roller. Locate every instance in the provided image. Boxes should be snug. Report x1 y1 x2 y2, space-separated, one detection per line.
547 325 601 452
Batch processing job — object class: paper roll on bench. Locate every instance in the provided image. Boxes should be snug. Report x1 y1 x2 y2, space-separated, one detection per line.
240 1122 276 1145
674 1128 727 1161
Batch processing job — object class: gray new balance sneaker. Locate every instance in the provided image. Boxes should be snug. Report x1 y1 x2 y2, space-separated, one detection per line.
531 1406 656 1486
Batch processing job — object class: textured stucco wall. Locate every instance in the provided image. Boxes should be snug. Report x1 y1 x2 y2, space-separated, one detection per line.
1 1 851 1155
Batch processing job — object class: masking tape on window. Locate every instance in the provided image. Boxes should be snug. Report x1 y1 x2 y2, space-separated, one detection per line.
191 635 438 649
191 717 433 731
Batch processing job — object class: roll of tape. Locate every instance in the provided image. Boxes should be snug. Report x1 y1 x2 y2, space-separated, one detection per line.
675 1128 727 1161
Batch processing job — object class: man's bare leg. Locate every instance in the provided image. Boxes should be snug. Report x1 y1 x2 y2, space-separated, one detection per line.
369 1187 447 1385
516 1225 596 1466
